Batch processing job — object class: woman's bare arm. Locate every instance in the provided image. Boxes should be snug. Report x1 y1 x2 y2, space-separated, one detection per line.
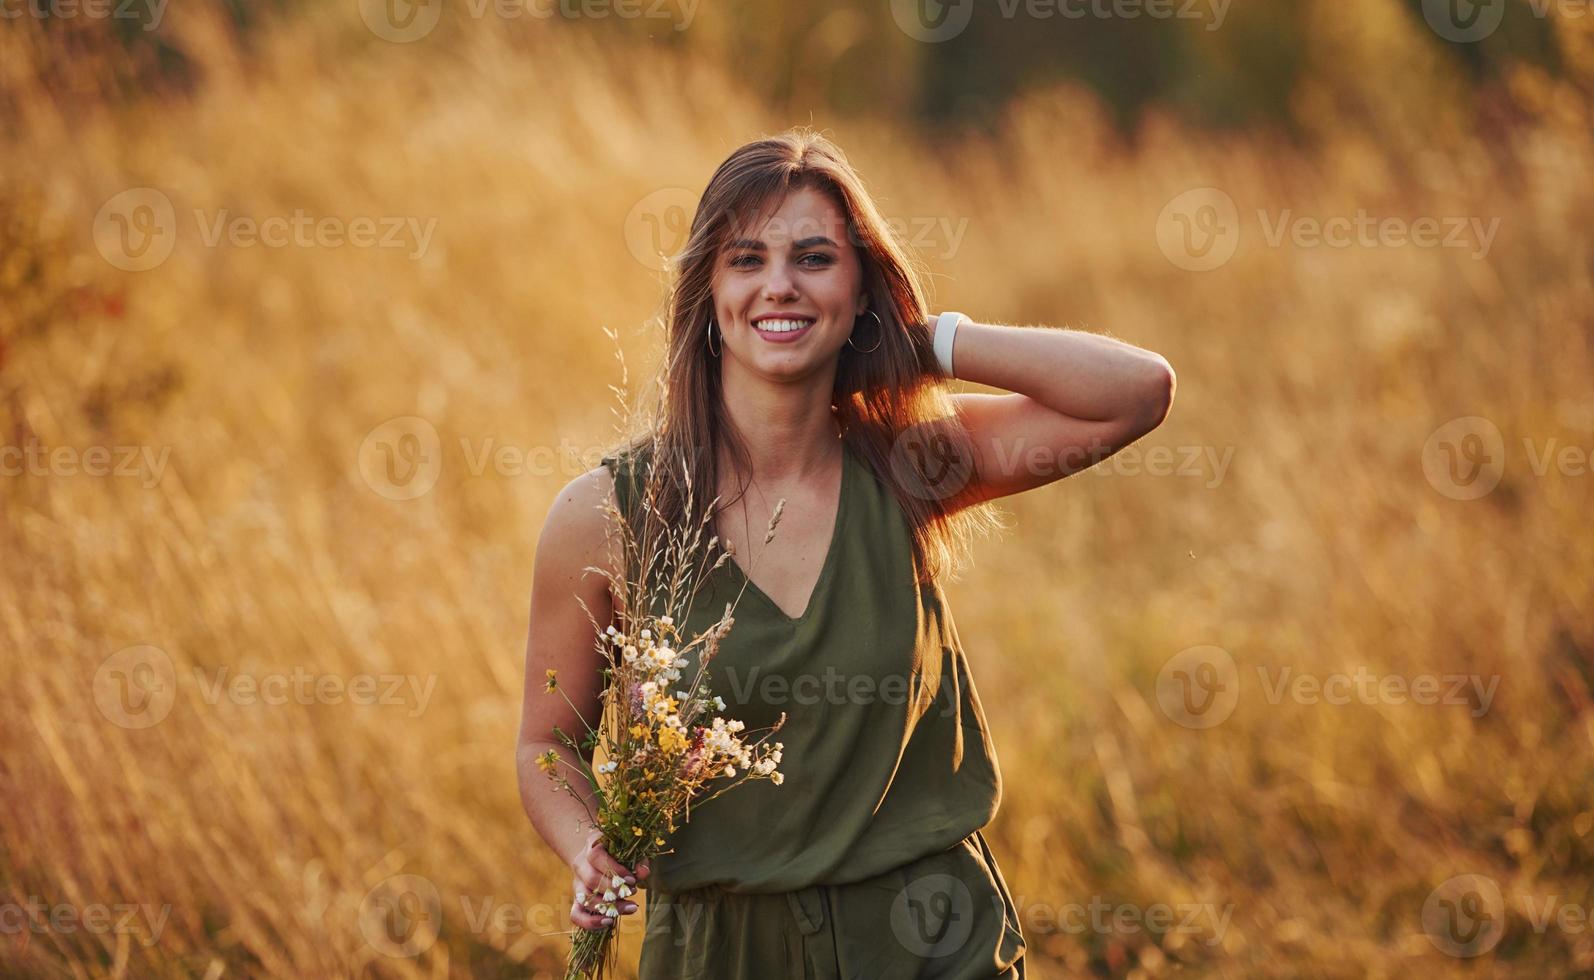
515 465 620 868
937 316 1176 508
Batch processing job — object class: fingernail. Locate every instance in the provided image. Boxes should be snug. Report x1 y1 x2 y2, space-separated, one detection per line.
624 875 636 884
603 917 614 926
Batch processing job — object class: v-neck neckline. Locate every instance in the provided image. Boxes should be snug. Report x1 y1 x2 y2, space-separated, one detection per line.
723 441 852 625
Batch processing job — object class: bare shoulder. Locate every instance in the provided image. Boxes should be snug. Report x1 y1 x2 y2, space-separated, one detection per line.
535 463 621 588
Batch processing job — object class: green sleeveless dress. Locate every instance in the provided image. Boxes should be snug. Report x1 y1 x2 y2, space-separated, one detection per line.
601 438 1026 978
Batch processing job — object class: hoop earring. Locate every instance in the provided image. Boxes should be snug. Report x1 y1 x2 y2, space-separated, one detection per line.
707 319 722 358
847 309 884 353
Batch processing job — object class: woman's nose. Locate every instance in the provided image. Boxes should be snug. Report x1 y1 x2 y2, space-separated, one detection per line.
761 261 798 298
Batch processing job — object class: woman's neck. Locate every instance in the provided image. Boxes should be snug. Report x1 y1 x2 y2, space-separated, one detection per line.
718 375 843 485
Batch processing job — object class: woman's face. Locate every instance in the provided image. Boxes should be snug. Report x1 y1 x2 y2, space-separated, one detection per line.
710 186 869 382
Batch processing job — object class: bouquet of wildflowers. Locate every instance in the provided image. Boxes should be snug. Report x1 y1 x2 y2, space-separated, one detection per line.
538 413 787 980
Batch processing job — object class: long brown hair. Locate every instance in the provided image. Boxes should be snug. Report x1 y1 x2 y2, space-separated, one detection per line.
608 126 1004 586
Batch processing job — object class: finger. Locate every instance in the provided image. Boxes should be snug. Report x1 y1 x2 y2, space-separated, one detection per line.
569 899 613 931
577 859 612 892
588 895 633 919
633 860 650 880
573 872 596 899
574 873 614 918
576 868 629 918
591 845 636 885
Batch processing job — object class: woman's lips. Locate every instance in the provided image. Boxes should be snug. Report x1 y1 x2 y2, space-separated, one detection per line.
752 318 816 344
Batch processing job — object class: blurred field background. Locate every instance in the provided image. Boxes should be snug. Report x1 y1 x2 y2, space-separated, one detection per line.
3 0 1594 976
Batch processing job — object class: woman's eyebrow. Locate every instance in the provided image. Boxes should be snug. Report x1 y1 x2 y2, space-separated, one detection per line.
727 235 840 251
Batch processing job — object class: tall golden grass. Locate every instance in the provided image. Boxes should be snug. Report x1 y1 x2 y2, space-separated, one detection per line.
2 3 1592 977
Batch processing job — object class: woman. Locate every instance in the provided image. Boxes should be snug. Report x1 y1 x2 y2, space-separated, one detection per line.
518 128 1174 978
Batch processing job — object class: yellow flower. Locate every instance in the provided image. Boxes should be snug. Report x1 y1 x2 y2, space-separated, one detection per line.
535 749 559 775
544 669 558 692
657 726 688 754
633 826 644 837
655 837 666 846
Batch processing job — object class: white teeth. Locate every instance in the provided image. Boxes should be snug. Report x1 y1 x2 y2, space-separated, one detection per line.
756 318 814 333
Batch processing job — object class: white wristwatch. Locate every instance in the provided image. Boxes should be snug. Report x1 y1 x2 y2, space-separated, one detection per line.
933 311 965 378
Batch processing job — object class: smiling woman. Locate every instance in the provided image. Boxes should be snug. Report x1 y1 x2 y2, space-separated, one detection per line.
518 126 1173 979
